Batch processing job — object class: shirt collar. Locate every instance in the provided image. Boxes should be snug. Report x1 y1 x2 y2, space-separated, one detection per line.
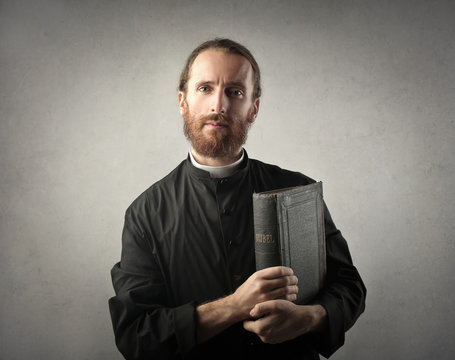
188 149 245 178
185 149 250 182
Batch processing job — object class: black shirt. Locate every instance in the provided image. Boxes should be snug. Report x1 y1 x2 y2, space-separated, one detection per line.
109 152 366 359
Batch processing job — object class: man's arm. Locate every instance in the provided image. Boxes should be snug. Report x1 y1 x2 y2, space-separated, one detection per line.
109 205 200 360
242 202 366 357
109 204 299 359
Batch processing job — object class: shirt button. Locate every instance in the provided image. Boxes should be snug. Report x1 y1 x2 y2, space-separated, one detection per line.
222 208 231 215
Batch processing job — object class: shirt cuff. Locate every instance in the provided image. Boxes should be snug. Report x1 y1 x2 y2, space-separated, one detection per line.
313 297 345 358
173 302 198 355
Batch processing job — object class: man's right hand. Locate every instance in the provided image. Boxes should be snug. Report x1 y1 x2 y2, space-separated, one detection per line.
228 266 299 322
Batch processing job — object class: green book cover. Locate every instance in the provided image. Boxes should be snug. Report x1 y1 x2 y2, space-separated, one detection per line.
253 182 326 304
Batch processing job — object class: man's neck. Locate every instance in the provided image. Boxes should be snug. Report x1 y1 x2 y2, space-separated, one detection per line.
190 147 243 166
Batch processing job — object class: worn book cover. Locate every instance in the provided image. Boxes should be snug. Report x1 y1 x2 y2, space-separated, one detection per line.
253 182 326 304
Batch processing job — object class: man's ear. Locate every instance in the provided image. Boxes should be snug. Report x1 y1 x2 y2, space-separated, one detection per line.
249 98 260 123
178 92 186 115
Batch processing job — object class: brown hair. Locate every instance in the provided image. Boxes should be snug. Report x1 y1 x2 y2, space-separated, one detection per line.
178 38 262 99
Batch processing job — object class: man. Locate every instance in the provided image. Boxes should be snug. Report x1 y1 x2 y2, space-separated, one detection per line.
109 38 366 360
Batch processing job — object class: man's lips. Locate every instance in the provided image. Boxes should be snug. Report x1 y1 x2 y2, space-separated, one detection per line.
204 121 229 129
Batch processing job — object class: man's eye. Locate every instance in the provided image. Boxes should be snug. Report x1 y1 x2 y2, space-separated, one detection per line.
199 86 209 92
229 89 243 97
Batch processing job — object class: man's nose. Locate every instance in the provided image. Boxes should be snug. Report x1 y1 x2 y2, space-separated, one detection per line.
211 89 228 114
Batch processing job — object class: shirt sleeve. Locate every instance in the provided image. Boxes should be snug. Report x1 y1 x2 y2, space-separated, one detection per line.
311 202 367 358
108 205 198 360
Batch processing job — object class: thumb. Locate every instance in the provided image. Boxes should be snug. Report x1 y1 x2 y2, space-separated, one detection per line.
250 301 271 318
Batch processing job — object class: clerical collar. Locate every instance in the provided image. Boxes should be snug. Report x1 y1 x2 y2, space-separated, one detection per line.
189 150 245 178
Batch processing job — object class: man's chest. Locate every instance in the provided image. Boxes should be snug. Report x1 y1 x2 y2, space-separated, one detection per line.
153 178 256 304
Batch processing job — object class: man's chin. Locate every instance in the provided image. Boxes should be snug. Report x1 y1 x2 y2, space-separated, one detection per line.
184 116 249 159
191 139 233 159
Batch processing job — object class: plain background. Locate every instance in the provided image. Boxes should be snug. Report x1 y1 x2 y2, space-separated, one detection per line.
1 0 454 359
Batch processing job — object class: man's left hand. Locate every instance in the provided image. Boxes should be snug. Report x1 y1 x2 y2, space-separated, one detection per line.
243 300 327 344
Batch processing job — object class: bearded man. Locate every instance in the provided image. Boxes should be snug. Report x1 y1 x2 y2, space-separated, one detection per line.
109 38 366 360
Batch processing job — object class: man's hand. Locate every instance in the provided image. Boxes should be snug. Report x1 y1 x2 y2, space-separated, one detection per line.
229 266 299 321
243 300 327 344
196 266 298 343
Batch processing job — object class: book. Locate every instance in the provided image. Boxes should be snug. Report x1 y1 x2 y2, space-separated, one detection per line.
253 182 326 304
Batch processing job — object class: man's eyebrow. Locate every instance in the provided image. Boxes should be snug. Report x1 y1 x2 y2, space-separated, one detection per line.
194 80 247 89
194 80 214 88
225 81 247 89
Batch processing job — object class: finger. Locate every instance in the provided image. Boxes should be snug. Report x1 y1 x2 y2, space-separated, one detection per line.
277 292 298 302
243 319 258 333
250 303 264 318
286 293 298 301
244 314 270 331
268 284 298 299
268 275 298 289
258 276 298 295
250 300 276 318
256 266 294 279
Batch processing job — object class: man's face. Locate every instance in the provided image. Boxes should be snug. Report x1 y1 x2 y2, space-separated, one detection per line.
179 50 260 160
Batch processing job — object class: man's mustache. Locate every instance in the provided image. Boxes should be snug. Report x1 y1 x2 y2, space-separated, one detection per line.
200 113 231 124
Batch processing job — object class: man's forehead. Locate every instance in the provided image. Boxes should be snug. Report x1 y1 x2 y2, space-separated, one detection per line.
188 49 254 85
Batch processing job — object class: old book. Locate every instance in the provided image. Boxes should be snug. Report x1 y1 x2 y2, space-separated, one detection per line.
253 182 326 304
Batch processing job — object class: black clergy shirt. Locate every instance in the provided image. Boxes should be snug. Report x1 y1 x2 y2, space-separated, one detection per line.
109 151 366 360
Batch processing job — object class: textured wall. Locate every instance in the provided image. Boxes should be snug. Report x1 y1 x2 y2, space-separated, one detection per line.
1 1 454 359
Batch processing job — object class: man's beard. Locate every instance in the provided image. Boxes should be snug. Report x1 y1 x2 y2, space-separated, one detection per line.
182 102 254 159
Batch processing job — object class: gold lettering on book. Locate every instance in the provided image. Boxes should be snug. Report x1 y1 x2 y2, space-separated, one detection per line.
255 234 274 243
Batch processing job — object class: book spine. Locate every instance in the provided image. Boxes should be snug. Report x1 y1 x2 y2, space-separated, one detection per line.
253 194 281 270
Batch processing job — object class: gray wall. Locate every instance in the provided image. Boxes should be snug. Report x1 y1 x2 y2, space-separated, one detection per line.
1 0 454 359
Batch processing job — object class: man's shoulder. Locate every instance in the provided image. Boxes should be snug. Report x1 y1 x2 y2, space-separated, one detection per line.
248 158 316 190
126 159 187 213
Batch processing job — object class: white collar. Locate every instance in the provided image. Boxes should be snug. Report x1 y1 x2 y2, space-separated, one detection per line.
189 149 244 178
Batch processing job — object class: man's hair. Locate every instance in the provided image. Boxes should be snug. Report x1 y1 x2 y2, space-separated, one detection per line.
178 38 262 99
